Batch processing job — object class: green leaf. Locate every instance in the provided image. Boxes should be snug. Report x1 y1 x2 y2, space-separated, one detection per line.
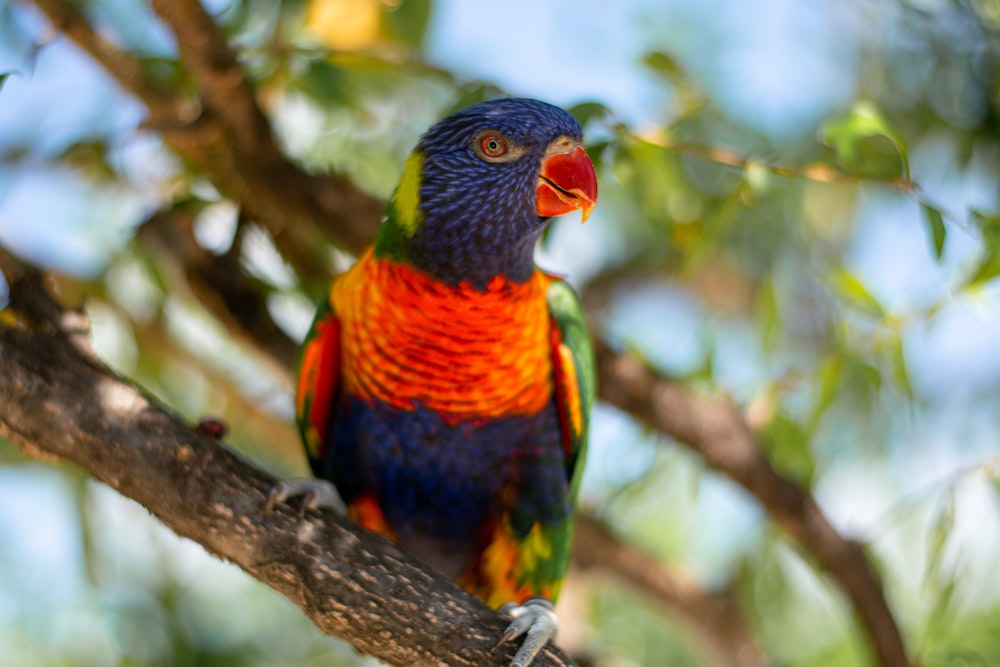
845 355 883 395
292 59 352 107
383 0 432 48
821 100 910 180
827 268 886 318
890 335 914 402
0 70 16 95
642 51 688 84
924 490 955 588
137 57 187 89
760 413 815 487
807 353 843 435
967 210 1000 286
924 570 959 640
755 276 779 354
921 204 947 260
567 102 611 127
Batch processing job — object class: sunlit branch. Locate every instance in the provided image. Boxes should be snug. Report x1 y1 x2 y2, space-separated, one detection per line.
0 253 577 667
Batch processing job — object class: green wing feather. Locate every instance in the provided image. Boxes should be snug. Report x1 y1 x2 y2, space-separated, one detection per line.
546 278 595 503
295 294 341 478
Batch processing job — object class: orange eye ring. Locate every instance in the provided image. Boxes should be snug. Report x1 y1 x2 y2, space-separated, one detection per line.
480 135 506 157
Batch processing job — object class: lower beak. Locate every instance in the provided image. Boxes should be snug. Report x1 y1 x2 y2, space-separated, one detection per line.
536 145 598 222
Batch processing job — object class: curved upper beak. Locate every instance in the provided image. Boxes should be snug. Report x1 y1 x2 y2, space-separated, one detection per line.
536 145 598 222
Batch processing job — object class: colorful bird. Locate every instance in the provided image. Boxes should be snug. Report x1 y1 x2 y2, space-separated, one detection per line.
270 97 597 667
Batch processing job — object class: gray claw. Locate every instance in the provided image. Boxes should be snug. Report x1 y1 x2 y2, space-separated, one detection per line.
496 598 559 667
266 478 345 516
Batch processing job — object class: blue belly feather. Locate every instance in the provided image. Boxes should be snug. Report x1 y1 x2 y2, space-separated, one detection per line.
321 395 570 579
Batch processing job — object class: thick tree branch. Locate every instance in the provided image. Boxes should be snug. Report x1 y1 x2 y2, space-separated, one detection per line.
149 0 279 166
147 0 383 262
0 257 575 667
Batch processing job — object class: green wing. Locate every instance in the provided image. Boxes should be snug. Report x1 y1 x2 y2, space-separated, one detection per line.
546 278 595 503
295 294 341 479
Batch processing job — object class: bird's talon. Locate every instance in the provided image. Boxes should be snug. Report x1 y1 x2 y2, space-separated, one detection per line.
264 483 288 514
495 625 519 648
265 478 345 516
497 598 559 667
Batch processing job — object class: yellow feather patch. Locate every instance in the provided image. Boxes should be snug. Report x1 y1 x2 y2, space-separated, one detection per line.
393 151 423 237
557 342 584 439
477 519 555 608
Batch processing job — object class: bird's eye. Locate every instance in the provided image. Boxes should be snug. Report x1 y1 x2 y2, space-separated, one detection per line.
480 135 507 157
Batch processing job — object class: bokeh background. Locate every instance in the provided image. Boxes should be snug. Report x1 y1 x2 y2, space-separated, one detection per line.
2 0 1000 665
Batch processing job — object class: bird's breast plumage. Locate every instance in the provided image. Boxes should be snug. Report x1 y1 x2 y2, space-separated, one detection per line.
331 249 555 422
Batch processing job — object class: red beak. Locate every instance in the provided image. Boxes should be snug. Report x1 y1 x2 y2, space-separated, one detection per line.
536 145 598 222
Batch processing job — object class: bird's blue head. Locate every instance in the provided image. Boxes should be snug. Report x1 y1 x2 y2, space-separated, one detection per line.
374 98 598 289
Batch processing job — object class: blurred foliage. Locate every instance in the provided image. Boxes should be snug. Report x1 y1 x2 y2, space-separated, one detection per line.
2 0 1000 666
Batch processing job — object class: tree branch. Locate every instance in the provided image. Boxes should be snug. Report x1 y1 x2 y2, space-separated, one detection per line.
29 0 383 273
27 0 187 122
0 255 576 667
147 0 383 261
573 516 763 667
593 340 909 667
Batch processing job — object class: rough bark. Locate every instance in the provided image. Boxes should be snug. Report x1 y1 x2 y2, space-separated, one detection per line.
0 264 575 667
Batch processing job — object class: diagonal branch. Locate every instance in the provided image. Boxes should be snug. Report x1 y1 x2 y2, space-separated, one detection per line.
149 0 280 165
27 0 185 121
593 340 909 667
145 0 383 263
573 516 763 667
0 254 576 667
28 0 383 270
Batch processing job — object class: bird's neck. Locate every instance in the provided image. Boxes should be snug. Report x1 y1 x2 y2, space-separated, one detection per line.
373 153 543 290
374 213 541 290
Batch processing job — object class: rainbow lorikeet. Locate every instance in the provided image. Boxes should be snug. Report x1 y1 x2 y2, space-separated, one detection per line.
269 98 597 667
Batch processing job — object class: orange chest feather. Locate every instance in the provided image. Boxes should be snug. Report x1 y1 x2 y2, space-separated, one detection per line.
330 251 555 421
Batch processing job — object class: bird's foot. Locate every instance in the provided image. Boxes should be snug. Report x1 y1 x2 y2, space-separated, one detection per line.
265 478 345 517
496 597 559 667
